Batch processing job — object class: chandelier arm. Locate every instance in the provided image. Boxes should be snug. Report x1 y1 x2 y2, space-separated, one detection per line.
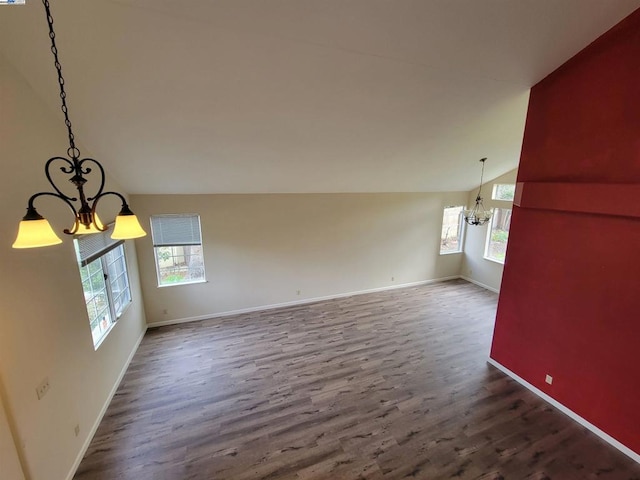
44 156 79 202
27 191 78 215
94 191 130 209
64 219 81 235
25 191 81 235
85 195 108 233
79 158 106 203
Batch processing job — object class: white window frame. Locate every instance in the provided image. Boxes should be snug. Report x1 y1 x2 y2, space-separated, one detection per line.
75 233 132 349
150 214 206 287
440 205 466 255
484 207 512 264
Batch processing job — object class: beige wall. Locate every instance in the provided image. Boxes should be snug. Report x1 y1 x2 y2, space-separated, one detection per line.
132 192 468 325
461 169 518 291
0 57 147 479
0 393 24 480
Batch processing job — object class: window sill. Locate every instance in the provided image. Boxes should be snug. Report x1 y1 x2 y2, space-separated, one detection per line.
439 251 463 255
483 256 505 265
157 279 207 288
93 321 116 351
115 301 132 320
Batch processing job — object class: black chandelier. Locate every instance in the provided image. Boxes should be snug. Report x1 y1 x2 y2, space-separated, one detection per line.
463 158 492 226
12 0 146 249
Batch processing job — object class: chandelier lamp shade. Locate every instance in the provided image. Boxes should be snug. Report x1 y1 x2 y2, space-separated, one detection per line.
463 158 493 226
12 0 146 249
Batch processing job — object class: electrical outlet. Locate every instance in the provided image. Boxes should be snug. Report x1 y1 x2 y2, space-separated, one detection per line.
545 374 553 385
74 424 80 437
36 377 50 400
162 309 168 315
296 290 301 296
391 276 395 281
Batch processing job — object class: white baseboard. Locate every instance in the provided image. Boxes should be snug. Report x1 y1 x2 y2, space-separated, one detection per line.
66 327 147 480
148 276 461 328
487 358 640 464
460 275 499 293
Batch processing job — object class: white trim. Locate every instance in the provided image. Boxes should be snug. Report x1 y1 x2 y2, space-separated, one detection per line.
148 277 460 327
460 275 499 293
482 255 505 266
157 279 207 288
92 320 117 351
487 358 640 465
65 327 147 480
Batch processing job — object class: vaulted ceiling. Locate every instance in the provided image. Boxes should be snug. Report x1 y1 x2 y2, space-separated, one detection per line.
1 1 639 194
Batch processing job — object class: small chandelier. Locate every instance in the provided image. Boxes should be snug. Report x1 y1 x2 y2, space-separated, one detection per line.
12 0 146 249
463 157 492 226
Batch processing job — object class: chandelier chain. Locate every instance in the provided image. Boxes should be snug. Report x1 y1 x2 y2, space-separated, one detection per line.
478 158 486 197
42 0 79 159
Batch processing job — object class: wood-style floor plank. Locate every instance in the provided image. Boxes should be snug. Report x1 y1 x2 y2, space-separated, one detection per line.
74 280 640 479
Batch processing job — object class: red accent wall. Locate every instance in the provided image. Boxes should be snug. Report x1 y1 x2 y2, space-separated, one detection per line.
491 8 640 454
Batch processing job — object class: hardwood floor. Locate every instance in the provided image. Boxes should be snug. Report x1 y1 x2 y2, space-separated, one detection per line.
74 280 640 479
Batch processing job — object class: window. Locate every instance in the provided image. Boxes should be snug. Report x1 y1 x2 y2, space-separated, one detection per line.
492 184 516 201
151 214 206 286
75 231 132 348
440 205 465 254
485 208 512 263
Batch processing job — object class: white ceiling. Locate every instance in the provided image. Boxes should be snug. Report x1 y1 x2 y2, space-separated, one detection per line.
1 0 639 194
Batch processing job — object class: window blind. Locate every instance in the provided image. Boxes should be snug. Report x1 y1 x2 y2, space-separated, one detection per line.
150 214 202 247
75 228 124 267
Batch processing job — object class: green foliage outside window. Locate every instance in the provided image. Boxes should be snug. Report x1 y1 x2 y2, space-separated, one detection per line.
492 184 515 201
